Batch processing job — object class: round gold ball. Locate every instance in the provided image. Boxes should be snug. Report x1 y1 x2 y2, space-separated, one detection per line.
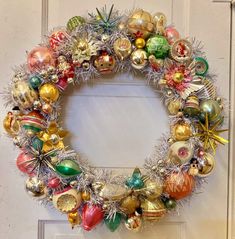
171 122 192 141
81 191 91 201
135 38 146 49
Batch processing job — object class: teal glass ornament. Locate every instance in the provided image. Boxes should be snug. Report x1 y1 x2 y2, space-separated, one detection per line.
105 213 122 232
29 76 42 89
55 159 82 177
32 137 43 151
195 57 209 76
146 35 170 59
126 168 144 189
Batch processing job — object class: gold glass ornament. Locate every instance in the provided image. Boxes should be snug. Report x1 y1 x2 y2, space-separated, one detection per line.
38 121 68 153
197 152 215 177
127 10 154 39
94 52 116 74
141 198 166 221
120 195 140 215
3 109 21 136
135 38 146 49
42 103 53 114
68 211 81 228
12 79 38 109
81 191 91 201
125 214 142 232
25 177 46 197
99 183 130 201
113 38 132 60
167 99 182 115
130 49 148 69
152 12 167 35
171 121 192 141
167 141 194 165
139 179 163 201
39 83 59 103
52 188 82 213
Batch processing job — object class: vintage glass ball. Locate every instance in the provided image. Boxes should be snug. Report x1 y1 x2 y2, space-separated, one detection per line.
39 83 59 103
25 177 46 197
146 35 170 59
12 80 38 109
125 214 142 232
135 38 146 49
164 172 195 200
120 195 140 214
199 99 222 123
27 46 55 72
142 180 163 201
167 99 182 115
113 38 132 60
94 52 116 74
127 9 154 39
171 122 192 141
168 141 194 165
164 198 177 209
67 16 85 32
164 27 180 45
198 152 215 177
42 103 53 114
29 75 42 89
49 30 68 50
130 49 148 69
195 57 209 76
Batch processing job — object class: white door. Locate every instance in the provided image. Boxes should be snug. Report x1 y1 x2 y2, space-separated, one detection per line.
0 0 234 239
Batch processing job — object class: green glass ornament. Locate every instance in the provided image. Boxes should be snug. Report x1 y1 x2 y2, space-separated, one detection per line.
199 99 222 123
66 16 85 32
55 159 82 177
126 168 144 189
105 213 122 232
164 198 177 210
146 35 170 59
32 137 43 151
29 76 42 89
195 57 209 76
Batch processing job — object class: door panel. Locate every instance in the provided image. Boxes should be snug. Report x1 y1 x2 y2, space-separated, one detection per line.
0 0 232 239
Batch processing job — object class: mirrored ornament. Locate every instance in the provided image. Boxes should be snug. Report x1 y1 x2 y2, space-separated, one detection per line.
130 49 148 69
195 57 209 76
170 39 192 62
197 152 215 177
125 214 142 232
164 27 180 45
55 159 82 177
127 9 154 39
52 188 82 213
27 46 55 72
82 204 104 231
12 80 38 109
120 195 140 215
25 177 46 197
105 213 122 232
171 121 192 141
113 38 132 60
141 198 166 221
39 83 59 103
167 141 194 165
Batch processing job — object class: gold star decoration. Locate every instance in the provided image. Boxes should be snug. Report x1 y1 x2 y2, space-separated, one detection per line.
195 113 228 153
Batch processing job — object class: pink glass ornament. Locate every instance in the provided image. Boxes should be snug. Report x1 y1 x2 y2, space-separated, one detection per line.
16 152 34 175
164 27 180 45
47 177 61 189
82 204 104 231
27 46 55 72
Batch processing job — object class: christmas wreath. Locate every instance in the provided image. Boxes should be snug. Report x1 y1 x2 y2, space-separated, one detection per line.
3 5 228 232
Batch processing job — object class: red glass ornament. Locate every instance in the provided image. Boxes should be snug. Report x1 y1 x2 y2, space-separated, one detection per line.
164 172 195 200
49 31 68 50
82 204 104 231
16 152 34 175
47 177 61 189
